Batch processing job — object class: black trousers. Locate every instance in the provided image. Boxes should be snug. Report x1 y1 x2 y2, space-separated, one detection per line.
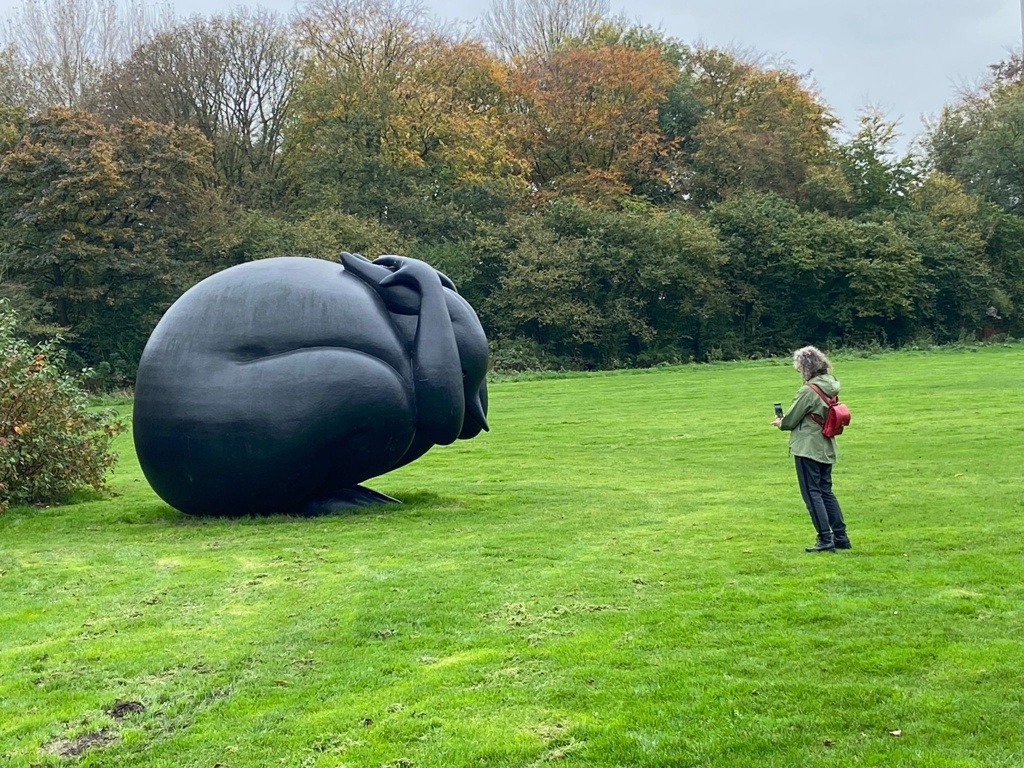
794 456 846 536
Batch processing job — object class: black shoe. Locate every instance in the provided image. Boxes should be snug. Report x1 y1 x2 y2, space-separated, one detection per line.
805 534 836 552
833 536 852 550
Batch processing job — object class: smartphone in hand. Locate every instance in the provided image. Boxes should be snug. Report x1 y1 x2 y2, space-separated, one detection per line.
774 403 783 419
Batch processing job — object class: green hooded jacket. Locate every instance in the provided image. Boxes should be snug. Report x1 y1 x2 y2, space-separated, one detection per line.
779 373 840 464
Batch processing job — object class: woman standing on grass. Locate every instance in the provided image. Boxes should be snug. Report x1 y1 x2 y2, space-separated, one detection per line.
772 345 851 553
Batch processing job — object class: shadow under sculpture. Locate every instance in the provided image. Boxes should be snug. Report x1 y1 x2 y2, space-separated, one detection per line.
133 253 489 516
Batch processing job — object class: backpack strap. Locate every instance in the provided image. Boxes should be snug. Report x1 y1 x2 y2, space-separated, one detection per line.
804 382 835 427
805 382 835 405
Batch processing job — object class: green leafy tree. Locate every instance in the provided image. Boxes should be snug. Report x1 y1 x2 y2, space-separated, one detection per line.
0 108 221 375
899 173 1004 341
97 9 301 207
928 60 1024 214
980 207 1024 338
226 208 410 263
680 46 843 210
839 109 919 217
485 220 605 363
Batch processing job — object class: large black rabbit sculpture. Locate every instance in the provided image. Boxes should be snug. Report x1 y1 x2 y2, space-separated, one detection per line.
133 253 489 516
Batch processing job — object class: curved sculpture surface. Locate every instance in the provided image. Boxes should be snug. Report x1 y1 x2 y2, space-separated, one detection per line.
133 253 489 516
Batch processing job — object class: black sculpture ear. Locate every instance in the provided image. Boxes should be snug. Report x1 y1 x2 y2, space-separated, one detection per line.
341 252 459 315
373 254 458 292
339 251 389 283
436 270 458 293
340 252 420 314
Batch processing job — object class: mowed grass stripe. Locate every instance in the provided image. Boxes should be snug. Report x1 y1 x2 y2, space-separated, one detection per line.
1 344 1022 767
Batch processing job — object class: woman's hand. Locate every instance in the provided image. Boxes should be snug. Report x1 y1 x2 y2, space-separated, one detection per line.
771 416 782 428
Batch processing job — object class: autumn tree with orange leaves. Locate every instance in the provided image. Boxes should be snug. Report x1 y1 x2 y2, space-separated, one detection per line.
508 44 678 204
289 0 526 238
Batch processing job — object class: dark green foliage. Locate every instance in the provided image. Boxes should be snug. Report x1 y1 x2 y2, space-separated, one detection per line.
487 336 567 373
928 74 1024 215
711 193 923 353
897 175 998 341
0 20 1021 378
0 108 222 379
839 110 919 217
0 301 124 513
479 199 727 367
225 209 411 264
980 205 1024 338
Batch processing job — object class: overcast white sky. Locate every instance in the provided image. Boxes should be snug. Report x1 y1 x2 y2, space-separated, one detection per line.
3 0 1021 150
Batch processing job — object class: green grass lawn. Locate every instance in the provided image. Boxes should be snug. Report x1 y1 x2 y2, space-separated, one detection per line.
2 344 1023 767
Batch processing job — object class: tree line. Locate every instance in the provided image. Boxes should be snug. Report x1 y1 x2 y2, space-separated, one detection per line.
1 0 1022 380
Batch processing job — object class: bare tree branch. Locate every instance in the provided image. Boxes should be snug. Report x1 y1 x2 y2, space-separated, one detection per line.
1 0 172 110
295 0 453 88
481 0 610 60
96 8 301 204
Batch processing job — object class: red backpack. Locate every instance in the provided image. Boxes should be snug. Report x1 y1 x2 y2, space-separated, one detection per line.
806 382 851 437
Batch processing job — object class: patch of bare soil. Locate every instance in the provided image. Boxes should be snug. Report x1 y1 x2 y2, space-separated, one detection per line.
42 729 117 757
41 701 144 757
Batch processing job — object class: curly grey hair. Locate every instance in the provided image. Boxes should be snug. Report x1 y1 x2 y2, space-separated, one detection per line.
793 345 831 381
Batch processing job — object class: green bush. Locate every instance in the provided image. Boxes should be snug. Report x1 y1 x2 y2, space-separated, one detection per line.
0 301 125 513
488 337 568 374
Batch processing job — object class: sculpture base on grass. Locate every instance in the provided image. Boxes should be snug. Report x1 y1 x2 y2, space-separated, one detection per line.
300 486 401 516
